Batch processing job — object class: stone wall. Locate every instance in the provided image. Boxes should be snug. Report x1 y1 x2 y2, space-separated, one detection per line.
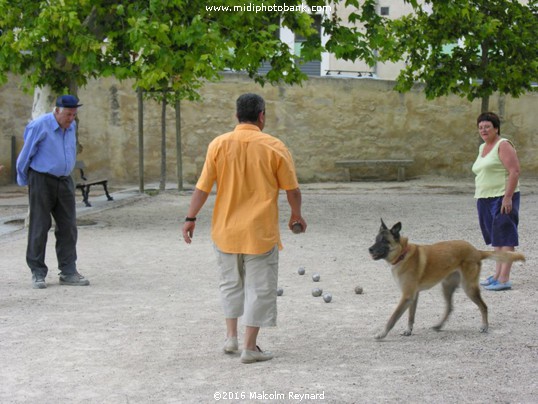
1 73 537 186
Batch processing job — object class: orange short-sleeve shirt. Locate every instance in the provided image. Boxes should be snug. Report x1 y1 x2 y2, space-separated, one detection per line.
196 124 299 254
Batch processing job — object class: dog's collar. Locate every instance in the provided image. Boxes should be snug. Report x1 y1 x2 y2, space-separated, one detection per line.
391 247 409 265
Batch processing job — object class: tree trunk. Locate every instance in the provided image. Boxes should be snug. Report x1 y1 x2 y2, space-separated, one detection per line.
175 99 183 192
32 86 54 119
160 92 167 192
67 79 83 154
481 95 489 113
137 88 145 193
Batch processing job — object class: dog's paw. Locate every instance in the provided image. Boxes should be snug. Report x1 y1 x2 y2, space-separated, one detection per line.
402 329 413 336
479 325 488 333
374 332 387 340
431 325 442 332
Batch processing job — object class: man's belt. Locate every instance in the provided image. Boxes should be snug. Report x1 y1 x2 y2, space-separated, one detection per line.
30 168 70 181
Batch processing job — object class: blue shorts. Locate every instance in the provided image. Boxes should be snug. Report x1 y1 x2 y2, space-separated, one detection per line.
477 192 520 247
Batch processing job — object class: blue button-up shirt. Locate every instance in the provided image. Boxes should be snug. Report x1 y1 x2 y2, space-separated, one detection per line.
16 112 77 186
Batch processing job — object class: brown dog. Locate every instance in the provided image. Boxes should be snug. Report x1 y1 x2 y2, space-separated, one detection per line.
368 220 525 339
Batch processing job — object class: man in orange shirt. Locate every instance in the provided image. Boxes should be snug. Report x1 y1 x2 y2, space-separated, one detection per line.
182 93 306 364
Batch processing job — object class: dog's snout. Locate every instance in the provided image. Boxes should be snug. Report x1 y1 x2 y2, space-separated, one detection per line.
369 241 387 260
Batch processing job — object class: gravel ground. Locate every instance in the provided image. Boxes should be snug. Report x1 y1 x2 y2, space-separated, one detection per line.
0 177 537 404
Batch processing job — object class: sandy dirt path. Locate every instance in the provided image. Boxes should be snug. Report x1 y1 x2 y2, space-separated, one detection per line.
0 178 536 403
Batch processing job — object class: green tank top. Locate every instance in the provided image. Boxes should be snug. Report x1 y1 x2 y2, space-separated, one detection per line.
472 138 519 198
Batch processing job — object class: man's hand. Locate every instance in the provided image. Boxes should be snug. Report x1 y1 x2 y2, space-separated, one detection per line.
289 217 307 233
182 222 195 244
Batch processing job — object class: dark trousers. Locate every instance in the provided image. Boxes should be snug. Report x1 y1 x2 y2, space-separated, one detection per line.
27 169 78 277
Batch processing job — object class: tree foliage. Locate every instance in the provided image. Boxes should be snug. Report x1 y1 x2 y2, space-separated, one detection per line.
322 0 384 65
0 0 106 93
369 0 538 110
0 0 362 102
4 0 533 111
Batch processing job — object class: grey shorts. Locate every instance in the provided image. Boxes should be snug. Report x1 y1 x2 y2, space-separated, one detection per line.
214 244 279 327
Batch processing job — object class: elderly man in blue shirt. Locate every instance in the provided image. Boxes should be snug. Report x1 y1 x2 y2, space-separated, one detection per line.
16 95 90 289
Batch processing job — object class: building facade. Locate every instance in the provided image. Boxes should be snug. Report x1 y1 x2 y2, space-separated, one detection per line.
287 1 416 80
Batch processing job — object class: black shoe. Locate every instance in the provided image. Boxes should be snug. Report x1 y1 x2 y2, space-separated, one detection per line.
59 272 90 286
32 273 47 289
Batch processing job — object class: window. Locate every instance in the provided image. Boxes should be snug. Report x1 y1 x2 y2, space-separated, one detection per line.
294 15 322 76
380 7 389 16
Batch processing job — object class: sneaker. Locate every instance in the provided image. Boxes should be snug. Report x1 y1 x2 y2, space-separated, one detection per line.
241 346 273 364
223 337 238 354
59 272 90 286
485 280 512 291
32 273 47 289
480 275 495 286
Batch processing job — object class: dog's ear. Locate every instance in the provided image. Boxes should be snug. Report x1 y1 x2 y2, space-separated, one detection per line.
380 218 388 230
390 222 402 240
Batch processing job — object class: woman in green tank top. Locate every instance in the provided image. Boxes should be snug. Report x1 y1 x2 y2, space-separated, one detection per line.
472 112 521 291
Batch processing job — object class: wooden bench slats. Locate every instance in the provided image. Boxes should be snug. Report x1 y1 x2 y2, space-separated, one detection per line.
77 178 109 186
335 159 414 182
74 160 114 207
335 159 414 167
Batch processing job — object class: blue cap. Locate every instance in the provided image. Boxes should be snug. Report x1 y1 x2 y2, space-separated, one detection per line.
56 95 83 108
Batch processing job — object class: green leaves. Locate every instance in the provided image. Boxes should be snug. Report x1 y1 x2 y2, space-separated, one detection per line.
377 0 538 107
323 0 383 65
1 0 355 101
0 0 112 91
1 0 536 108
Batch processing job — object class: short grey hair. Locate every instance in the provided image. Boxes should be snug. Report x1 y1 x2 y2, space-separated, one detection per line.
236 93 265 123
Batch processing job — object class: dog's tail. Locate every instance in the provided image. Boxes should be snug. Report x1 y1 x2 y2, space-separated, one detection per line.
480 250 526 263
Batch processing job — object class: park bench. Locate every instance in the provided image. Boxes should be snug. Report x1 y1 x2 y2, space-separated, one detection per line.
335 159 414 182
74 160 113 207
